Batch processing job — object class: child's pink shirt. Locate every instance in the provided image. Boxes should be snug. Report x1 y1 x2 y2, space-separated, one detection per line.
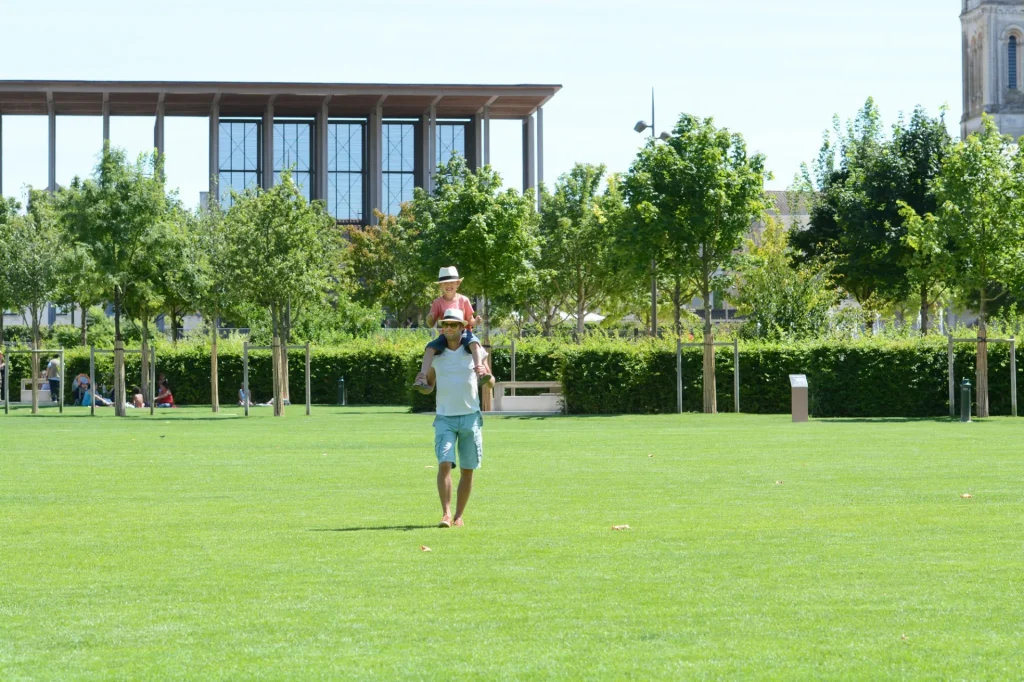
429 294 475 329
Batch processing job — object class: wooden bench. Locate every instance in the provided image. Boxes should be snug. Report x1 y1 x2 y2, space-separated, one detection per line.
491 381 564 414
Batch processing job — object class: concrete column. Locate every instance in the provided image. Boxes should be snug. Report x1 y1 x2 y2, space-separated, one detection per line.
536 106 544 210
102 93 110 145
209 97 220 205
426 104 437 192
469 114 483 171
47 94 56 193
315 97 330 202
418 112 430 189
484 106 491 166
154 95 165 159
262 99 275 190
522 114 536 194
0 113 3 197
367 104 383 224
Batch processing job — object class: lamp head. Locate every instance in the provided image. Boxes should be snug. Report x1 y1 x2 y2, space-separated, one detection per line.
658 131 672 141
634 120 650 134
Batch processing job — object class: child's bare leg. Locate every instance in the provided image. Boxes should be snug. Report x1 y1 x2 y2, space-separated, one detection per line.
414 348 436 389
469 342 492 380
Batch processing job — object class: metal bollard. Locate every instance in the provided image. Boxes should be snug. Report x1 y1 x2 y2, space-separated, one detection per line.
337 377 347 406
960 378 972 423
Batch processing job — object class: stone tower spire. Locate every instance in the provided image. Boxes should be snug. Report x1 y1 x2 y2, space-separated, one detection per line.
961 0 1024 139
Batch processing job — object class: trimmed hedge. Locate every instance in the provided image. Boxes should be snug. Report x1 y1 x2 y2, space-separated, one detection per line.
3 338 1019 418
561 340 1021 417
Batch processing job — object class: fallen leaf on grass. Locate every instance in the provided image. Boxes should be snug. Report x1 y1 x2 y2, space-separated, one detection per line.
776 480 783 485
425 465 434 469
611 525 631 531
648 454 654 458
901 634 908 641
961 493 973 499
420 545 432 552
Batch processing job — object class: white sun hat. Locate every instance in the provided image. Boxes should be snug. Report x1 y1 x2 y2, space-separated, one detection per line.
437 266 461 282
440 309 466 325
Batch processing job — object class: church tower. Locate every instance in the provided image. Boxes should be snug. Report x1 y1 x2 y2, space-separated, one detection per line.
961 0 1024 139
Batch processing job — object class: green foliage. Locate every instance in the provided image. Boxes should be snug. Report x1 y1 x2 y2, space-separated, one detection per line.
5 191 63 342
413 156 539 338
344 208 433 322
791 101 951 323
555 337 1021 417
733 217 839 339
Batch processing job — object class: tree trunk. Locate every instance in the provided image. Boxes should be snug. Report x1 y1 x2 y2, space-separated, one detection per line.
576 270 585 336
650 259 658 337
977 291 989 418
282 301 291 405
673 276 682 338
31 315 40 415
920 283 929 336
113 287 126 417
211 318 219 413
702 279 717 414
271 304 284 417
481 293 490 345
140 319 150 404
79 302 88 346
0 314 5 345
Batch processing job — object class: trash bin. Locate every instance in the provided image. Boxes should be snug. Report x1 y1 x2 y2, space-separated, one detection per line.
960 378 971 423
337 377 347 406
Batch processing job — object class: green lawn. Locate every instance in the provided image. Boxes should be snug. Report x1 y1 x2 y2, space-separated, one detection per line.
2 406 1023 680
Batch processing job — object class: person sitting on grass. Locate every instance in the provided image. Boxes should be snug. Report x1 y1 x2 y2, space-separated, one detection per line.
130 386 145 409
155 380 175 408
413 266 491 390
238 384 252 406
71 373 90 406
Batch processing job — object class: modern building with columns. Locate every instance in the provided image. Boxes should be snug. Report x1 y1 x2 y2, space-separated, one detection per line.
0 80 560 223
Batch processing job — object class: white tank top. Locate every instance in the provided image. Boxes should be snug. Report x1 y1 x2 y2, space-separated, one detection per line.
431 347 479 416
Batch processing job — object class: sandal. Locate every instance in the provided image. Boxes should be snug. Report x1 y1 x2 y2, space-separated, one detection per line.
453 518 464 527
438 515 452 528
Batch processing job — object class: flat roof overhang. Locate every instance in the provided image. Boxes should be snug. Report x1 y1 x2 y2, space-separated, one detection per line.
0 81 561 119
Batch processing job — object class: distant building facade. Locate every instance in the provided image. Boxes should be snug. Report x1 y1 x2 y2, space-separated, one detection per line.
961 0 1024 139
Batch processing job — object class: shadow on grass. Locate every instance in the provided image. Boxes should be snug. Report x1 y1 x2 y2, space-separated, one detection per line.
816 417 960 423
310 525 436 533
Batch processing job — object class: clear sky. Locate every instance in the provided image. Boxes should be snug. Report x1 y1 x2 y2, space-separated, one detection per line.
0 0 963 208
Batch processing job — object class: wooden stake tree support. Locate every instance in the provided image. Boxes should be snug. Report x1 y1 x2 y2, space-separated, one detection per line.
677 338 741 414
243 341 312 417
2 347 64 415
947 336 1017 418
87 346 157 416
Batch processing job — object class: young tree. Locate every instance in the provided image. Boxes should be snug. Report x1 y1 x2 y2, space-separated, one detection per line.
345 207 433 323
733 217 839 339
221 172 340 416
6 191 62 413
53 243 107 346
59 145 169 416
540 164 626 335
190 206 230 411
900 115 1024 417
414 156 539 342
624 113 769 413
0 196 22 346
790 101 950 331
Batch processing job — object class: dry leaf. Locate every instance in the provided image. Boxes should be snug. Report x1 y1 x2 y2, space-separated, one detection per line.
611 525 631 531
961 493 973 499
425 465 434 469
648 454 654 458
775 480 783 485
900 634 908 641
420 545 432 552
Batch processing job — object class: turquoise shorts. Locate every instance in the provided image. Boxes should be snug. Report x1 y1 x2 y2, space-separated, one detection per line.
433 412 483 470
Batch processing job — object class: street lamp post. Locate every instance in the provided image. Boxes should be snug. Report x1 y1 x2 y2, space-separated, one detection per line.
634 88 672 337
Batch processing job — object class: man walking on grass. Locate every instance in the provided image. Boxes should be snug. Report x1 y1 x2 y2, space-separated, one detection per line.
417 308 483 528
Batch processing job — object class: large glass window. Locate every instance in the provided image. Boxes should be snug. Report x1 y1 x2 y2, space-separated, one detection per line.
327 121 364 222
274 120 313 201
436 122 467 169
219 120 261 207
383 122 415 216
